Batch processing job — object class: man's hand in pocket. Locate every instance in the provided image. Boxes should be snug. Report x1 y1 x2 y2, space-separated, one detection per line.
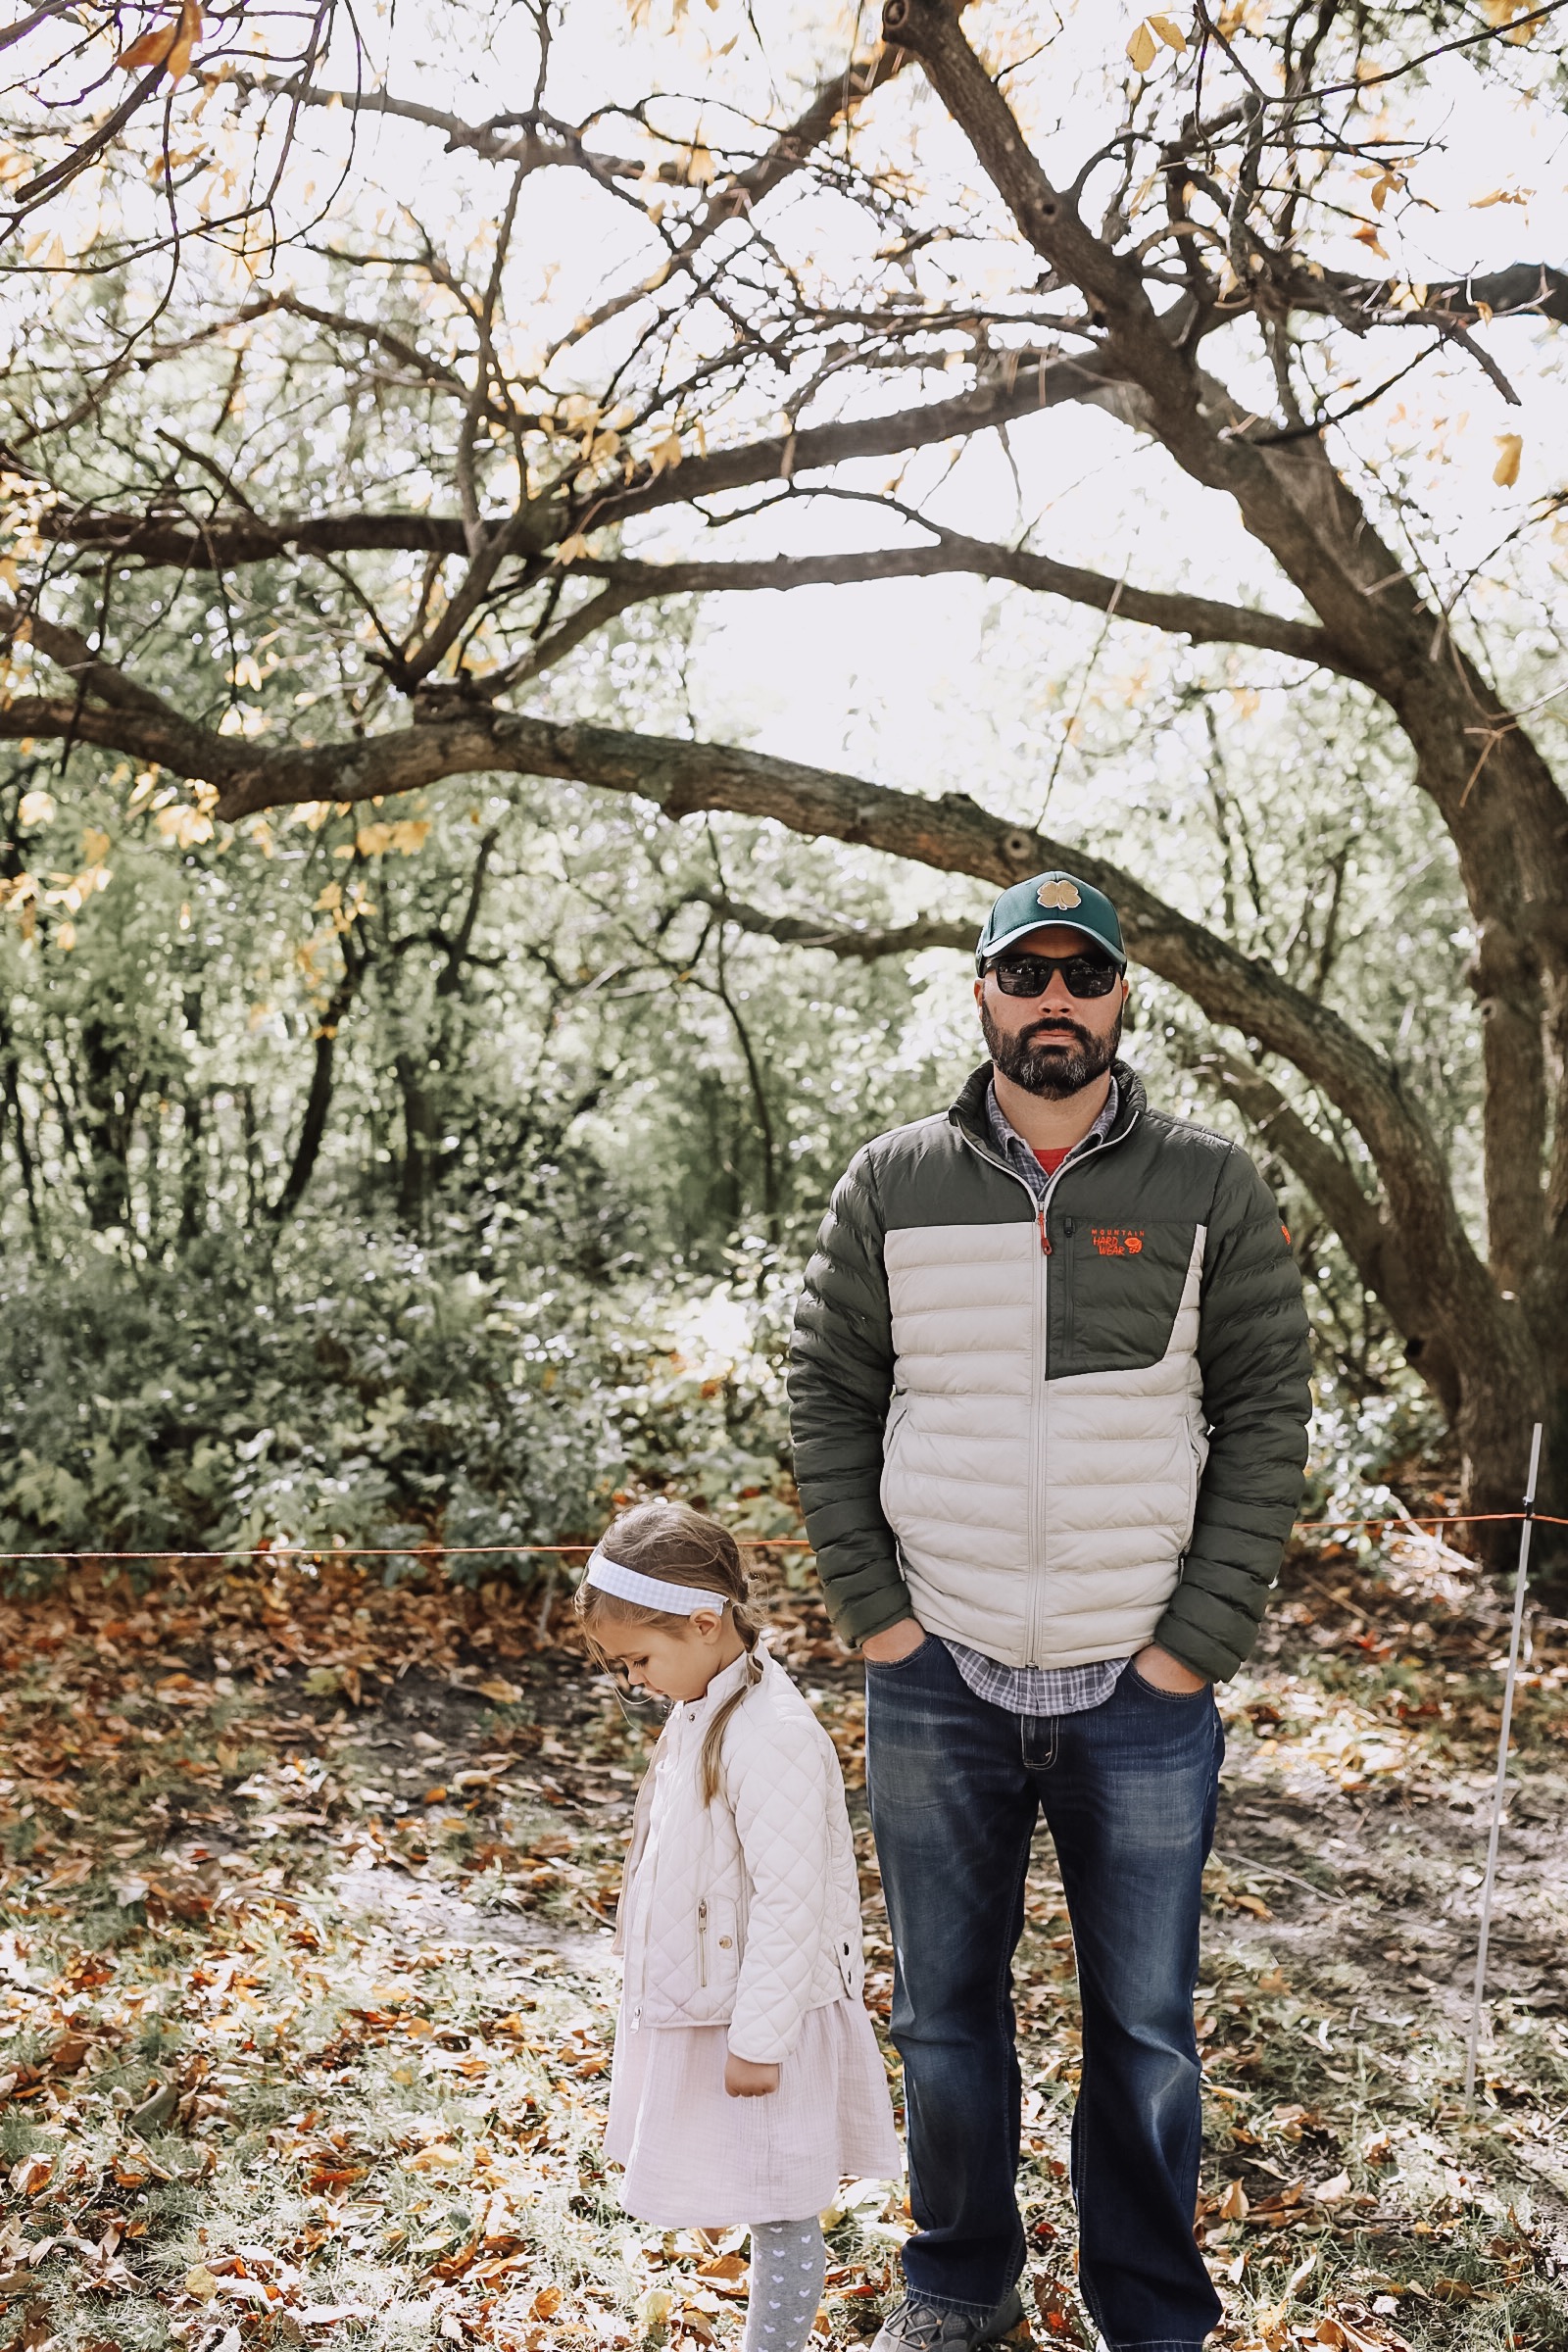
860 1620 926 1665
1133 1643 1208 1693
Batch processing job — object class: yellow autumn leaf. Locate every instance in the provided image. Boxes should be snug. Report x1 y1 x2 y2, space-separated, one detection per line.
155 804 215 849
557 532 592 564
1219 2178 1250 2221
1126 20 1157 72
1493 433 1523 487
648 431 683 475
184 2263 219 2302
166 2 203 81
1150 13 1187 51
637 2286 676 2331
1350 222 1387 258
118 2 201 80
118 18 181 72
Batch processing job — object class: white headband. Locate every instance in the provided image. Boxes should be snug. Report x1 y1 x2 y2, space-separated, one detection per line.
584 1547 728 1616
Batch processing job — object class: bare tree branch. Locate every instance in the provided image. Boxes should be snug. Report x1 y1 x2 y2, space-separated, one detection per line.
580 539 1345 673
31 355 1111 571
0 669 1510 1387
691 894 974 959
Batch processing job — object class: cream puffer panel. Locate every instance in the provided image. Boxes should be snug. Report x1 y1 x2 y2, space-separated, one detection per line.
615 1652 865 2064
880 1224 1208 1668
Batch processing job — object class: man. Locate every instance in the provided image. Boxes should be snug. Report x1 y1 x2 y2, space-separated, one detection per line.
789 871 1311 2352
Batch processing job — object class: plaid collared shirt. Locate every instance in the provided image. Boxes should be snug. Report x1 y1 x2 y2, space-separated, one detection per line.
943 1077 1130 1719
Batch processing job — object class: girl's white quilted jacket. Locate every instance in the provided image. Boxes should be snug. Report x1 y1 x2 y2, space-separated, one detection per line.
613 1649 866 2064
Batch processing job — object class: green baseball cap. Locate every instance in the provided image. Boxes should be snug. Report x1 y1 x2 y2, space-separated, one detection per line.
975 870 1126 973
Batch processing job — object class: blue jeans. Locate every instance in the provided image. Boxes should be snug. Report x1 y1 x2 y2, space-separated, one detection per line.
865 1638 1224 2352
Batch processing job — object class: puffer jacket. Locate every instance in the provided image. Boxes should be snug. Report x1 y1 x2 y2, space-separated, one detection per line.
789 1060 1312 1683
613 1649 865 2064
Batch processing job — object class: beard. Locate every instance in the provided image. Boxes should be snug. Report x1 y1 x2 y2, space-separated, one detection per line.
980 999 1122 1100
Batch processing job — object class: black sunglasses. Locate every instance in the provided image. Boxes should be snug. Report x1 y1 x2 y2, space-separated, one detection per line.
986 951 1120 1000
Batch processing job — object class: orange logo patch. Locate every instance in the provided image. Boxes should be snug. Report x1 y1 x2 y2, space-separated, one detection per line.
1091 1227 1144 1256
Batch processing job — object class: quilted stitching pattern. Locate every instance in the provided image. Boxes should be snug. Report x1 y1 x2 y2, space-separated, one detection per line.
618 1653 865 2065
880 1225 1207 1666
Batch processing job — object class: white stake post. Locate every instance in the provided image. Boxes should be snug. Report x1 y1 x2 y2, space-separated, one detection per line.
1463 1419 1544 2108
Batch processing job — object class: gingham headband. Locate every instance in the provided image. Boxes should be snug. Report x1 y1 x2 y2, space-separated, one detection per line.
583 1547 729 1615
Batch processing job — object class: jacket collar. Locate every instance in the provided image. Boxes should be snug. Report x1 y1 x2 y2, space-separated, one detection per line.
950 1057 1146 1151
676 1643 761 1726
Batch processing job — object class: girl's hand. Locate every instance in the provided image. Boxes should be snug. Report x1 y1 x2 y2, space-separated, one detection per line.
724 2055 780 2098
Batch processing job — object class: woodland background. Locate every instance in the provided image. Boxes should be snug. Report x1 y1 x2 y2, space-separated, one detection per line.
6 0 1568 1566
4 3 1568 2349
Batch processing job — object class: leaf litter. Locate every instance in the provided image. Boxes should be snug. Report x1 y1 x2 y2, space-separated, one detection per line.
0 1532 1565 2348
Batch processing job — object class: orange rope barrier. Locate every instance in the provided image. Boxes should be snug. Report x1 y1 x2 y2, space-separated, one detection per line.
0 1514 1563 1565
0 1538 811 1563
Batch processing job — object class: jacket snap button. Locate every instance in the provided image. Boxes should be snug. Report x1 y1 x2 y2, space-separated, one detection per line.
718 1936 733 1948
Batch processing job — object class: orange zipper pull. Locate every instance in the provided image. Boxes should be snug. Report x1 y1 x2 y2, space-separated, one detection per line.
1038 1207 1052 1255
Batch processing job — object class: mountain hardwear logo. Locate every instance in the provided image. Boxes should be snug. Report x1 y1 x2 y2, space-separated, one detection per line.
1037 879 1083 910
1091 1228 1144 1255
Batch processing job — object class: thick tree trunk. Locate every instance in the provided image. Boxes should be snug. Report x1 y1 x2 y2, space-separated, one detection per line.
1454 1339 1565 1587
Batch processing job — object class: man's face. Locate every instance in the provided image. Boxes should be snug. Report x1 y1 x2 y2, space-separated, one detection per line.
974 923 1129 1100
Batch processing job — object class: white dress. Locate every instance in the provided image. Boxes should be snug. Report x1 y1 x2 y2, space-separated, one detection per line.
606 1994 901 2228
604 1650 902 2226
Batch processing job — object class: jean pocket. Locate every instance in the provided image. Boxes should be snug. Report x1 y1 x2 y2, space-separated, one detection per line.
864 1636 937 1673
1129 1663 1212 1703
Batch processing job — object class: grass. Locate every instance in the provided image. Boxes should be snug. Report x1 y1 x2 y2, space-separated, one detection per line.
0 1528 1565 2349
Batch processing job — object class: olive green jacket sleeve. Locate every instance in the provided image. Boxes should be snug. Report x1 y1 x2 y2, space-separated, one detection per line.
787 1147 912 1649
1152 1146 1313 1683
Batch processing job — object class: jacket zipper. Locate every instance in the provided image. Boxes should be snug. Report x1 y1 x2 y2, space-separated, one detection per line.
1062 1217 1076 1354
697 1896 709 1988
953 1106 1141 1662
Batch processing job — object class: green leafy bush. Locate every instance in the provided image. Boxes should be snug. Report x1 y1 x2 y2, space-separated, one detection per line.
0 1229 800 1589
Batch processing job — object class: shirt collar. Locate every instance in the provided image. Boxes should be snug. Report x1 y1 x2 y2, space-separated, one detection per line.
987 1072 1119 1166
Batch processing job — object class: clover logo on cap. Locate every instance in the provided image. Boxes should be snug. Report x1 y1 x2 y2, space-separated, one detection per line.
1036 879 1083 911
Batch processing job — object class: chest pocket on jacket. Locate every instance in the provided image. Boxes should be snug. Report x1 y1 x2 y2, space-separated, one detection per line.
1054 1218 1200 1378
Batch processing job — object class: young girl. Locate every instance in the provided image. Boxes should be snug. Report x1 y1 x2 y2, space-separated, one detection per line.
578 1501 901 2352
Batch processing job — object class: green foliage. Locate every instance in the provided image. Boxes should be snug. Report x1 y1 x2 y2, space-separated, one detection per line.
0 1226 809 1582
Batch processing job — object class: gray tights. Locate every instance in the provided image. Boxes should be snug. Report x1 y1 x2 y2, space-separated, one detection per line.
742 2218 825 2352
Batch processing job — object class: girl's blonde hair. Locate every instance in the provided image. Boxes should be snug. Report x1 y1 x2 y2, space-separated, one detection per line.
574 1501 766 1802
